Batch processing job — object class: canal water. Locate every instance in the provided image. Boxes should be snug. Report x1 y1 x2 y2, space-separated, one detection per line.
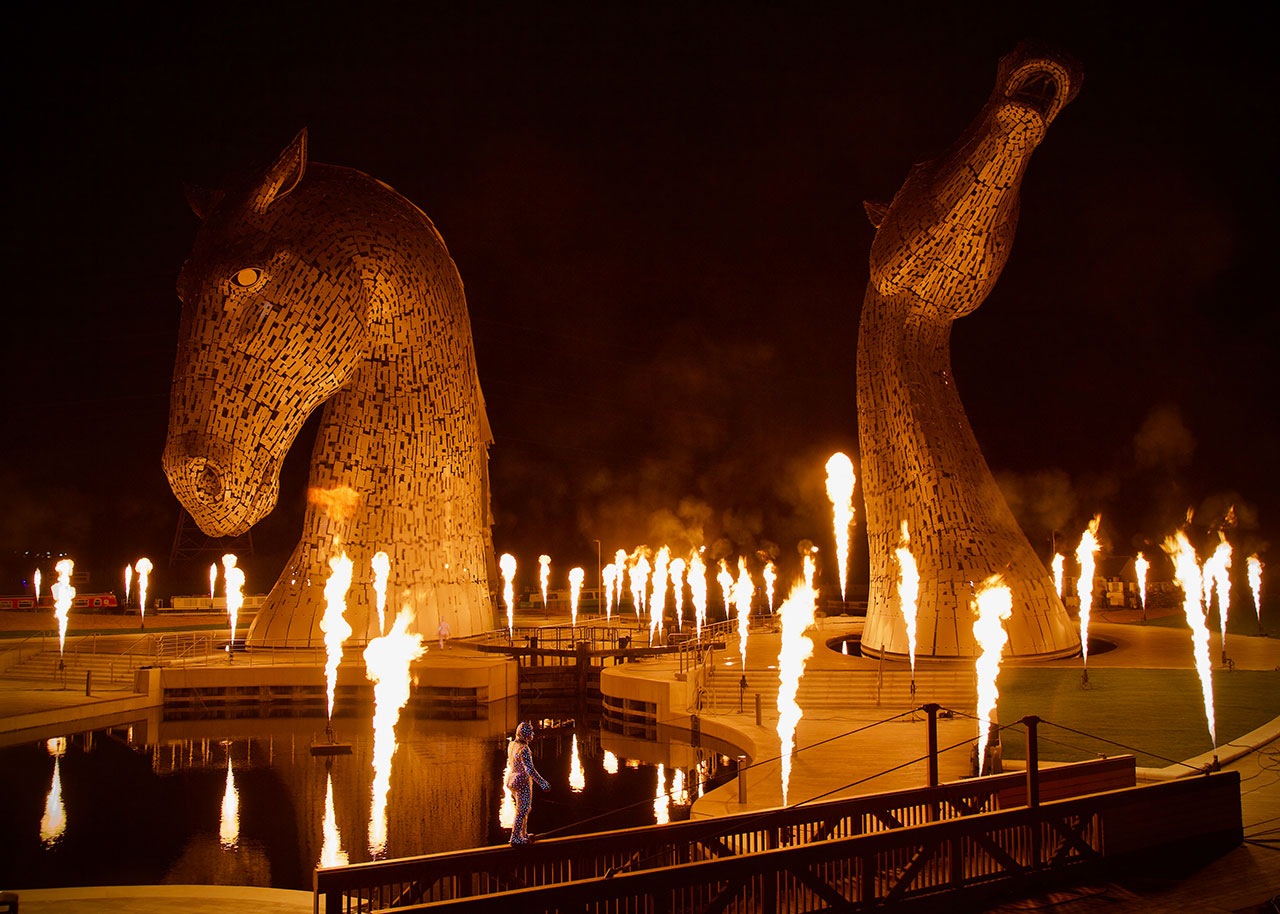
0 704 739 891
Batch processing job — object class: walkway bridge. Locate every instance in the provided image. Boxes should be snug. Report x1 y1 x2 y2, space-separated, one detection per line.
315 754 1242 913
468 619 731 714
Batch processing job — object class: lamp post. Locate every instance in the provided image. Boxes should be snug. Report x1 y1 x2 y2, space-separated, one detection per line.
592 539 602 622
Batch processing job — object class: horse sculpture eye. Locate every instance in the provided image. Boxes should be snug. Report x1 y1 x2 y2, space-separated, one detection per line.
232 268 262 288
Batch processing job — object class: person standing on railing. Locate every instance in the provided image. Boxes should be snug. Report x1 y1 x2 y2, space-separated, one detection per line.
506 721 550 844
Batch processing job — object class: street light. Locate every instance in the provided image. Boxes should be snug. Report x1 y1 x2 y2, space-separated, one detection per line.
592 539 602 622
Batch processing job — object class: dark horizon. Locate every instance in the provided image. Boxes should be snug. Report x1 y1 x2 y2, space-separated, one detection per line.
1 5 1274 601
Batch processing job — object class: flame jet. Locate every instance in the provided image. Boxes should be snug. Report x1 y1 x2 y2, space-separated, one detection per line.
825 452 857 601
364 607 426 856
538 555 551 611
973 577 1013 773
1075 516 1100 675
135 557 153 625
34 568 41 605
1202 534 1232 659
320 553 354 719
1165 531 1216 749
52 559 75 657
857 46 1082 661
209 562 218 601
223 554 245 661
602 564 617 622
1135 553 1149 615
1051 554 1064 599
613 549 628 609
630 549 651 621
125 565 133 608
763 561 777 613
670 557 687 630
650 547 670 645
896 522 920 681
499 553 516 638
717 560 734 622
370 551 391 634
689 550 708 637
1248 555 1264 623
777 556 818 805
569 567 584 628
733 557 754 670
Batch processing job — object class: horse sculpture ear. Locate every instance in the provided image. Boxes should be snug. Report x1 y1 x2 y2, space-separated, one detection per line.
863 200 890 229
184 183 225 221
249 128 309 214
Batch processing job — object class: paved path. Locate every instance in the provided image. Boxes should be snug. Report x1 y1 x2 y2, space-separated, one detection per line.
5 885 310 913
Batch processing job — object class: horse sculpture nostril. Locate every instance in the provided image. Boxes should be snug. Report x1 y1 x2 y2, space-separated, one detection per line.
195 460 224 501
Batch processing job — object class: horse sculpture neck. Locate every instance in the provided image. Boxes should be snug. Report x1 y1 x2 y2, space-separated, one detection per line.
164 134 495 646
278 167 495 644
855 46 1082 661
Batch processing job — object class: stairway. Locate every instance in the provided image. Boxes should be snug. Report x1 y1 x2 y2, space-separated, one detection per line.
6 649 151 685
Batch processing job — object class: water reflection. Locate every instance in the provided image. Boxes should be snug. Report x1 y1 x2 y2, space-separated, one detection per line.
364 608 426 857
653 763 669 826
319 770 347 868
569 734 585 793
498 749 516 831
219 754 239 849
672 767 688 807
6 713 740 891
40 738 67 846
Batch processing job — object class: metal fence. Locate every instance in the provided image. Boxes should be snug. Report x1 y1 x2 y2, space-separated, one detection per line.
315 756 1142 912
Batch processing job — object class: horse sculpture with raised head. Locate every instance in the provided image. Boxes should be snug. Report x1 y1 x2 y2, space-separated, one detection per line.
164 129 496 646
857 45 1083 660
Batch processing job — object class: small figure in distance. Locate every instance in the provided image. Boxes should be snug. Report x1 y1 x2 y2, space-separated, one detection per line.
437 616 450 650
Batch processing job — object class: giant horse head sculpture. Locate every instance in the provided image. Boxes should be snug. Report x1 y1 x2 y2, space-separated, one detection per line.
164 130 496 644
856 44 1083 660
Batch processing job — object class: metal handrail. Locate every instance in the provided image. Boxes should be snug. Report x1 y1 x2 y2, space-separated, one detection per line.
364 771 1241 914
314 756 1143 913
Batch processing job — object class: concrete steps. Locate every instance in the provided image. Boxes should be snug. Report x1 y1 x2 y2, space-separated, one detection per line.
7 649 149 684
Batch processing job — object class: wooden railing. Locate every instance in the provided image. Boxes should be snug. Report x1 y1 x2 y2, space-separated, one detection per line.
370 771 1241 913
315 757 1140 913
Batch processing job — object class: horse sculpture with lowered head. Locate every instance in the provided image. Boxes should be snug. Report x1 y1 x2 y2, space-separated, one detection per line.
163 129 496 645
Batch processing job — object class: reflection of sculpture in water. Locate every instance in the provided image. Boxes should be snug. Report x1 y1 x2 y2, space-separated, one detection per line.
505 721 550 845
162 129 496 646
856 45 1083 660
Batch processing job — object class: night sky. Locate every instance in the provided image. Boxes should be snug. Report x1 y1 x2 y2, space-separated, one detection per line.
1 4 1274 599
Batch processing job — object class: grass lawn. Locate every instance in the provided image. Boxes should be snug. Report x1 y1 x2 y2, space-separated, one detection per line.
995 667 1279 768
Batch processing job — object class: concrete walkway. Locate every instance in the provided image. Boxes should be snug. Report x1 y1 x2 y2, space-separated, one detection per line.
6 885 311 913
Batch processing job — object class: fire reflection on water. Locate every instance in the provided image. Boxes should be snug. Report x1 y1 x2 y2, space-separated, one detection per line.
320 770 348 868
219 754 239 849
40 737 67 846
653 764 669 826
17 718 738 889
569 734 585 793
